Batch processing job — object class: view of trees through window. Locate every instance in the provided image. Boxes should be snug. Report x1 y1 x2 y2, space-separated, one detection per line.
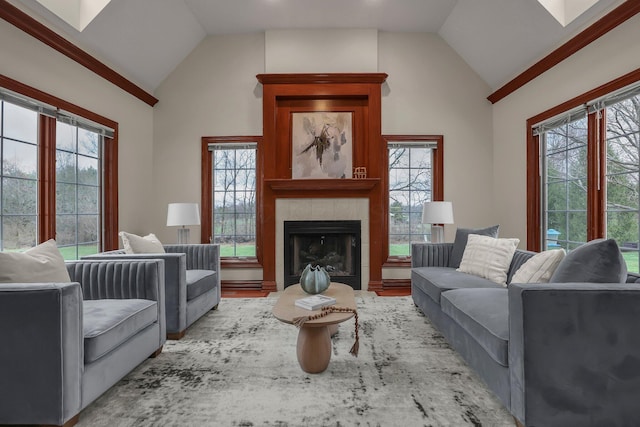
212 144 257 257
388 143 434 256
543 93 640 272
0 97 105 259
543 116 588 251
0 100 38 251
606 95 640 273
55 121 101 260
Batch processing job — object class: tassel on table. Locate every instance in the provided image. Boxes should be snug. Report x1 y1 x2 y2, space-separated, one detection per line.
349 337 359 357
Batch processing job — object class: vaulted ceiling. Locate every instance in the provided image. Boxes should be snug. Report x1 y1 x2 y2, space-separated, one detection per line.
9 0 627 93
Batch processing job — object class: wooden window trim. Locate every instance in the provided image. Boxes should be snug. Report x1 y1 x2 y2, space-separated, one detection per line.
382 134 444 266
201 136 263 266
526 66 640 251
489 1 640 104
37 115 56 241
1 73 119 251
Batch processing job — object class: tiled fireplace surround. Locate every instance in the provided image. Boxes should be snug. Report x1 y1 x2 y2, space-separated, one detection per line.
275 198 369 291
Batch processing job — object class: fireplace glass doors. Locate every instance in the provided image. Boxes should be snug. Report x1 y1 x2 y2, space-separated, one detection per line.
284 220 361 289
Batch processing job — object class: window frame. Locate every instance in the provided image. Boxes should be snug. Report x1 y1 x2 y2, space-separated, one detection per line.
0 74 119 252
527 68 640 251
382 135 444 267
201 136 263 268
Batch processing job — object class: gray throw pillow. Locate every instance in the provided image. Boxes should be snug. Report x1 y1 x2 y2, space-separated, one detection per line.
450 225 500 268
550 238 627 283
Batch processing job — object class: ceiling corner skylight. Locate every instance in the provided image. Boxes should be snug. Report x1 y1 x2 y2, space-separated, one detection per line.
35 0 112 32
537 0 600 26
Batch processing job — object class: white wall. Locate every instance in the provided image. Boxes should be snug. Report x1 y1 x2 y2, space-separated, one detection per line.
492 13 640 245
379 32 495 239
0 18 154 237
265 29 378 73
152 33 265 245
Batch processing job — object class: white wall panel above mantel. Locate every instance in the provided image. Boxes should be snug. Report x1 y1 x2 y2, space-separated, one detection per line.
265 29 378 73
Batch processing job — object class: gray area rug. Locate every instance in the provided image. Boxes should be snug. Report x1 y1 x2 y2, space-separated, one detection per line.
78 296 513 426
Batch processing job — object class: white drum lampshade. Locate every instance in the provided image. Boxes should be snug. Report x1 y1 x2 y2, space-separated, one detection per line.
167 203 201 244
422 201 454 244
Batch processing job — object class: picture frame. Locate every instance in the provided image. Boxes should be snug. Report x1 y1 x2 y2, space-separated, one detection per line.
291 112 353 179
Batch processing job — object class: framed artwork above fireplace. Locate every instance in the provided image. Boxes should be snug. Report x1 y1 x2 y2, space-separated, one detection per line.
291 112 353 179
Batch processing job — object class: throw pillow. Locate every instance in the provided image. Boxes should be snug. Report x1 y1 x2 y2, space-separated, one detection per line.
119 231 165 254
457 234 520 286
550 238 627 283
450 225 500 268
0 239 71 283
510 249 566 284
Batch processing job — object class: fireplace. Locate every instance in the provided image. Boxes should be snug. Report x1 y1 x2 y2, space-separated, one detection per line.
284 220 361 290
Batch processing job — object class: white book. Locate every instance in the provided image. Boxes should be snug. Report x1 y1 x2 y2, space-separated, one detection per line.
295 294 336 311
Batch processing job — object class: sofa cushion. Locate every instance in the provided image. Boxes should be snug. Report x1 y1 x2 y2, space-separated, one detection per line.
450 225 500 268
457 234 519 286
0 239 71 283
119 231 165 254
186 270 217 301
412 267 503 306
83 299 158 363
441 288 509 366
511 249 565 284
550 238 627 283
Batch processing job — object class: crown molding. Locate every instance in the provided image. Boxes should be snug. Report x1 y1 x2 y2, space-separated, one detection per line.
488 0 640 104
0 0 158 107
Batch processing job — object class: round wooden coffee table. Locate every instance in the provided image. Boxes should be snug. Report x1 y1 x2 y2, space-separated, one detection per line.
272 283 356 374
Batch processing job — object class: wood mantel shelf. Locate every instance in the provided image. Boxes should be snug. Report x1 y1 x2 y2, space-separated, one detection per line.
266 178 379 194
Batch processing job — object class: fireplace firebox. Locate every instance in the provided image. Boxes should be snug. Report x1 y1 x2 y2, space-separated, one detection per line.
284 220 361 290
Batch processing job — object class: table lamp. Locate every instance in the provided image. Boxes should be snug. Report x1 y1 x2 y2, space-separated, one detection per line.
422 201 454 244
167 203 200 244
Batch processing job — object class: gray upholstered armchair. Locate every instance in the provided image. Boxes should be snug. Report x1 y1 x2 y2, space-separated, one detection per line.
84 243 220 339
0 259 166 427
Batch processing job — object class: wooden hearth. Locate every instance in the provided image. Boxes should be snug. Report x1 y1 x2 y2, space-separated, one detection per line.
258 73 388 292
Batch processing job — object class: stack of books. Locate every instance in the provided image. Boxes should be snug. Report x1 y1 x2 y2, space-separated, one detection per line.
295 294 336 311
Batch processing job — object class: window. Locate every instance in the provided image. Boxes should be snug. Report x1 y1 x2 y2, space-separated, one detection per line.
541 114 588 251
55 121 101 259
605 94 640 273
384 136 443 258
0 100 38 250
529 76 640 272
209 141 257 258
0 78 118 258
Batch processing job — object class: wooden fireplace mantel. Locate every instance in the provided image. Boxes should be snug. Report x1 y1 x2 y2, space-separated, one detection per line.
258 73 387 292
265 178 379 195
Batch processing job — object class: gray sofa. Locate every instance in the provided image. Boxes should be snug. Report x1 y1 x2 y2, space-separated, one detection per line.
0 259 166 427
84 244 220 339
412 242 640 427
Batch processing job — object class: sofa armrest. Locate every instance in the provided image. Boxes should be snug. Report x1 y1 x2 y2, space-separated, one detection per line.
0 282 83 425
81 254 185 334
67 259 167 342
411 243 454 268
508 282 640 426
164 243 220 271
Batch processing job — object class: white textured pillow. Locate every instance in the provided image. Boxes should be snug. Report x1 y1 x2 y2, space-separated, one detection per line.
119 232 165 254
0 239 71 283
457 234 520 286
510 249 566 284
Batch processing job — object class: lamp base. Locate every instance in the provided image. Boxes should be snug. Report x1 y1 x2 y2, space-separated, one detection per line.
177 227 190 244
430 225 444 244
